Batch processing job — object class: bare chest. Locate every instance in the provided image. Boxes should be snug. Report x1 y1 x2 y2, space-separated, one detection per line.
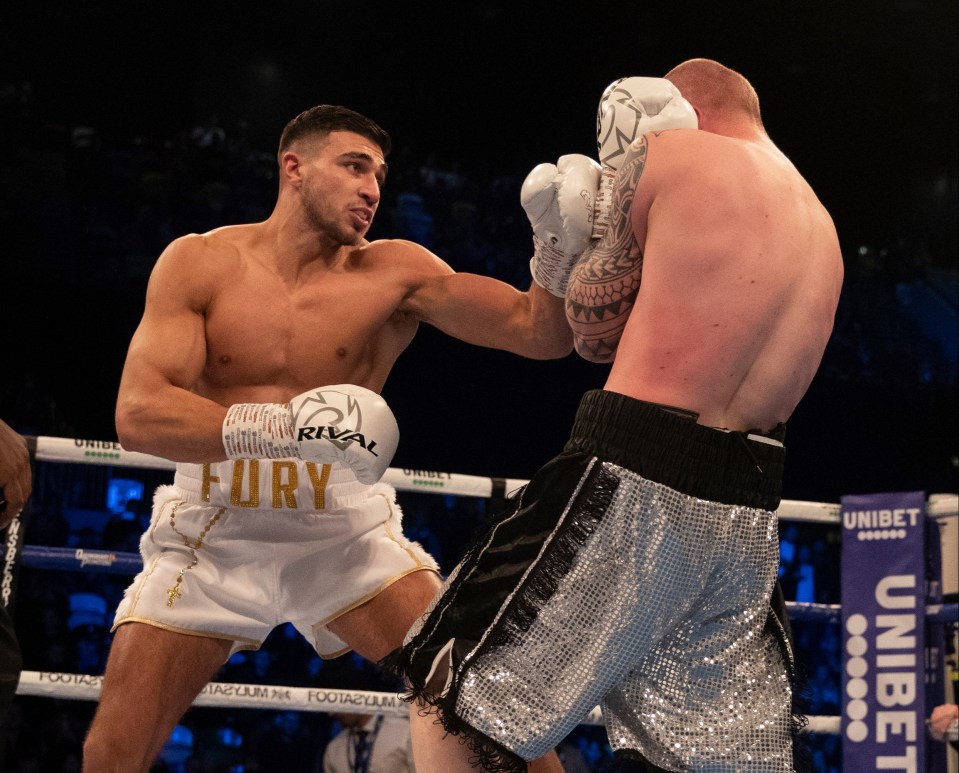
200 272 412 392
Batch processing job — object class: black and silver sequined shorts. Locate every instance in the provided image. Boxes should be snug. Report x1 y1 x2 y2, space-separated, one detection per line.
385 390 796 773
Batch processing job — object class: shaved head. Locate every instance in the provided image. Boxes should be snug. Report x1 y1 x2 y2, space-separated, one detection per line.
665 58 763 128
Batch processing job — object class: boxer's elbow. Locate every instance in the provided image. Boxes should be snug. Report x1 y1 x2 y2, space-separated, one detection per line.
115 396 153 452
528 328 574 360
573 337 615 364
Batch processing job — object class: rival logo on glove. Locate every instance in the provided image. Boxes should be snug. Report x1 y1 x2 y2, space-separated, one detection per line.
292 389 382 456
295 425 380 456
223 384 398 484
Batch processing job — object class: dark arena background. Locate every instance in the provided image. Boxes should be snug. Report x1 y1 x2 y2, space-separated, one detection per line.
1 2 956 771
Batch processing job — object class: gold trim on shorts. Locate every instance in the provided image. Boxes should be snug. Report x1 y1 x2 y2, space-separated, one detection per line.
110 616 261 651
316 565 440 659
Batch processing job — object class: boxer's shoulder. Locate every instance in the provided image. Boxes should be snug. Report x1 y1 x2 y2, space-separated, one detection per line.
361 237 434 260
161 224 252 267
359 238 453 279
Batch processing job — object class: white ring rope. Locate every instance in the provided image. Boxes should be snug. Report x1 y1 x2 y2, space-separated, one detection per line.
18 670 409 716
15 670 842 734
37 436 959 523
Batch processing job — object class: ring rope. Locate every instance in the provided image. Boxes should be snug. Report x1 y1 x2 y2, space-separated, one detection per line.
36 436 959 524
15 545 959 624
15 670 843 734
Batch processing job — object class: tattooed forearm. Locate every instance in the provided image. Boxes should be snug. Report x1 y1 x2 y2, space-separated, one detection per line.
566 248 641 359
566 136 649 358
567 242 642 317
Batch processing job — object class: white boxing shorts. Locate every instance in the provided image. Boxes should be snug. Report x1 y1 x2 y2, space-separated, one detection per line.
113 459 439 657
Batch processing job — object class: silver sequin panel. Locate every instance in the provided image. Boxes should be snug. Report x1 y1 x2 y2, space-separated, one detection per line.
453 461 792 771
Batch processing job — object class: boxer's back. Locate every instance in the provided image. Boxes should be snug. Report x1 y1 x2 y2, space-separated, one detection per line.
605 129 843 431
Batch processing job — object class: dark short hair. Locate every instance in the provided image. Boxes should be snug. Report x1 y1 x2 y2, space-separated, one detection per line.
278 105 392 158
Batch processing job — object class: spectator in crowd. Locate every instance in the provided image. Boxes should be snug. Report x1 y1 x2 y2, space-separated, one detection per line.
322 712 415 773
929 702 958 748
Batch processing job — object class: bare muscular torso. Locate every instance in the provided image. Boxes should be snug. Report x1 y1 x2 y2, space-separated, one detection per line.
606 130 843 431
192 225 422 406
118 209 567 462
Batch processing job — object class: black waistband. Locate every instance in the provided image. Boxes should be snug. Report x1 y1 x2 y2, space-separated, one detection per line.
563 390 784 510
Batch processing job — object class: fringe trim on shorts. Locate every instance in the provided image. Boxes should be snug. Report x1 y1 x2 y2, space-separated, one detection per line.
381 460 616 773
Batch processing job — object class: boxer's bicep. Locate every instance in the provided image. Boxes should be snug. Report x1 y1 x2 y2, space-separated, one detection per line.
128 243 209 391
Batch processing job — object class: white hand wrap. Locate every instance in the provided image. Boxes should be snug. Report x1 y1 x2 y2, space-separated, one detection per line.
521 154 601 297
222 403 299 459
222 384 399 484
593 77 698 239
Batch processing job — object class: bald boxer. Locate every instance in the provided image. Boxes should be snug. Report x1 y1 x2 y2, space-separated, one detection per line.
82 104 573 773
387 60 842 772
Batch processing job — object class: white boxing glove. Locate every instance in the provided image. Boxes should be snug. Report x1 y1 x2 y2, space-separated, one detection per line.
521 153 601 297
593 77 698 238
221 384 399 484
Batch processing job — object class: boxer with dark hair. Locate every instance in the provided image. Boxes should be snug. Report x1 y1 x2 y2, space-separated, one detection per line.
82 104 573 773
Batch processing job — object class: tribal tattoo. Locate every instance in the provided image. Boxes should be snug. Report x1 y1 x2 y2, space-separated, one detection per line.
566 136 649 360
